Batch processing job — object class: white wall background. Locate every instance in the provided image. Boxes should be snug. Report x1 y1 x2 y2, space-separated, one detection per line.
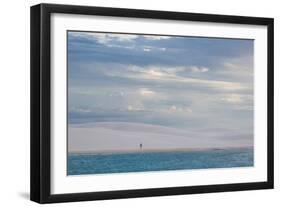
0 0 279 206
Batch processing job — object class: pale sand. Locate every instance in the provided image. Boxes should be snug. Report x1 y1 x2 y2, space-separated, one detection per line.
69 147 253 155
68 122 253 154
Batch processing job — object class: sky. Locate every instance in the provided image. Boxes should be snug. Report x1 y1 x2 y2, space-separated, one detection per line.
67 31 254 134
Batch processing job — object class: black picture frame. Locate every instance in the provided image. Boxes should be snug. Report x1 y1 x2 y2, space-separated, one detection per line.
30 3 274 204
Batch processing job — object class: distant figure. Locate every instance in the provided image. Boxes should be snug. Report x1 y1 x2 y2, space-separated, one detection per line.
140 143 143 150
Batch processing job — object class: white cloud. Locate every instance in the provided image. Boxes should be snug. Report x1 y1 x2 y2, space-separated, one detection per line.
142 46 167 52
69 32 138 44
127 105 144 111
139 88 155 97
221 94 243 104
168 105 192 113
143 48 151 52
70 32 171 52
190 66 209 73
144 69 166 78
129 65 209 75
223 58 252 73
143 35 171 40
220 94 253 111
111 65 247 92
107 44 135 50
69 107 91 113
214 56 253 82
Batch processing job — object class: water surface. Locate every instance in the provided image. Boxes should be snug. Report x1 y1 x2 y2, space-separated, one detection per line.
68 148 253 175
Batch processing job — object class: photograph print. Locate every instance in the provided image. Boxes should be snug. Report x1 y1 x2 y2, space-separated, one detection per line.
67 31 254 175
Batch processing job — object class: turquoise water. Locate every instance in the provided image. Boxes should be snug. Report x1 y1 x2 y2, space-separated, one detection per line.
68 148 253 175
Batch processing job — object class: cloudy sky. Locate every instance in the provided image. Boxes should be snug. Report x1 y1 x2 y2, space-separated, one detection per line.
67 31 253 134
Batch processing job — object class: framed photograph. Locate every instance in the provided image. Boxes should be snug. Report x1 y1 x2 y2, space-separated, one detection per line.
30 3 274 203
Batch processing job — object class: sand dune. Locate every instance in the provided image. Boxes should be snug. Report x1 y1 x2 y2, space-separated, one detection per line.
68 122 253 154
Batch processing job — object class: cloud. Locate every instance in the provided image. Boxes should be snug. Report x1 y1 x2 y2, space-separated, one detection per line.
142 46 167 52
69 32 171 55
168 105 192 113
143 35 171 40
213 56 253 83
69 32 172 46
68 32 254 132
221 94 243 104
127 105 145 112
233 105 253 111
69 32 138 44
220 93 253 111
127 65 210 76
143 48 151 52
105 65 247 92
69 107 92 113
139 88 156 97
189 66 209 73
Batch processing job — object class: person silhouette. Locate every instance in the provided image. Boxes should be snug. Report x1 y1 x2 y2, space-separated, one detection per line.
140 143 143 150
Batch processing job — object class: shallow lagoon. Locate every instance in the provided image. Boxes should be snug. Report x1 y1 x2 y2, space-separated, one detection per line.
68 148 253 175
